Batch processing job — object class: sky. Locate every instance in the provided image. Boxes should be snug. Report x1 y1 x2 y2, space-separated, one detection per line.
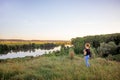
0 0 120 40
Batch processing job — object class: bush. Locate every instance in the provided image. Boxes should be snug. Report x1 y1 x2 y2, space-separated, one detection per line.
69 48 74 60
112 54 120 61
90 47 97 58
107 54 120 61
97 42 117 57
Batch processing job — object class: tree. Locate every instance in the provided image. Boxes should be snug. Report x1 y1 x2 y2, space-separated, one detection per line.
71 37 84 54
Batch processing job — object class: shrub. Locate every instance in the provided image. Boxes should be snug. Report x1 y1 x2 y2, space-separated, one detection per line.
90 47 97 58
69 48 74 60
97 42 117 57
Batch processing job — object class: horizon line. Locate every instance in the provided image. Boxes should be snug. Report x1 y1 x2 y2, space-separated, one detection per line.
0 32 119 41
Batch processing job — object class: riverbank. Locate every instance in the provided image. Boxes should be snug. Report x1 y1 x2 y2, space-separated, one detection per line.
0 55 120 80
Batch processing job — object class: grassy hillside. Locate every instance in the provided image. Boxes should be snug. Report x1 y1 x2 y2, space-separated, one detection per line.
0 55 120 80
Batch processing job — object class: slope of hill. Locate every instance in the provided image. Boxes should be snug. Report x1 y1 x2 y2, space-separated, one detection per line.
0 55 120 80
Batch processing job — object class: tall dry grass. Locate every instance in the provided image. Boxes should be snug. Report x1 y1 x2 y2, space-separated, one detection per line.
0 55 120 80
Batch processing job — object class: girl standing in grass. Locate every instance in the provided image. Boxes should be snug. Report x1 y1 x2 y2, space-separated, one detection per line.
83 43 91 67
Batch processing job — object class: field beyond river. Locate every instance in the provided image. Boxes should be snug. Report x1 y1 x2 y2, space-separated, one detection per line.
0 55 120 80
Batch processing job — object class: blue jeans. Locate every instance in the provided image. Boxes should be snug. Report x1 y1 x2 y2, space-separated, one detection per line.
84 55 90 67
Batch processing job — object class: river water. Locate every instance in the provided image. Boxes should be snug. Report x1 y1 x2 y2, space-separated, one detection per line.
0 46 61 59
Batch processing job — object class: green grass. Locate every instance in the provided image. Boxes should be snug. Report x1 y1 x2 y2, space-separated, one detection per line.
0 55 120 80
0 41 70 45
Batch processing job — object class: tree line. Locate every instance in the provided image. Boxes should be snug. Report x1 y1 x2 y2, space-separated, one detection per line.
71 33 120 61
0 43 58 54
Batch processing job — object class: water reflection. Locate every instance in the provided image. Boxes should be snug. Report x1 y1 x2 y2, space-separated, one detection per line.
0 46 61 59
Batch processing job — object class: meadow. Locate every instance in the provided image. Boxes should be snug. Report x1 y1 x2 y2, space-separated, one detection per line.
0 55 120 80
0 40 70 45
0 33 120 80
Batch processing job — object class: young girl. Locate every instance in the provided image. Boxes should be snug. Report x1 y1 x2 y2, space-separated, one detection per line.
83 43 91 67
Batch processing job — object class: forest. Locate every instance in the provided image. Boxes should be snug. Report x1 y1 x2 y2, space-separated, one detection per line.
71 33 120 61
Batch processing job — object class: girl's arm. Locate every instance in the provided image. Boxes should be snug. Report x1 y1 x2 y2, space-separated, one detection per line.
83 49 86 55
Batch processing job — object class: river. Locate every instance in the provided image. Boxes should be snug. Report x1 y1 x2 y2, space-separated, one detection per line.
0 46 61 59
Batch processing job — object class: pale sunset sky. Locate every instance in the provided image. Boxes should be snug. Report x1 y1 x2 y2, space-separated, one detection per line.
0 0 120 40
